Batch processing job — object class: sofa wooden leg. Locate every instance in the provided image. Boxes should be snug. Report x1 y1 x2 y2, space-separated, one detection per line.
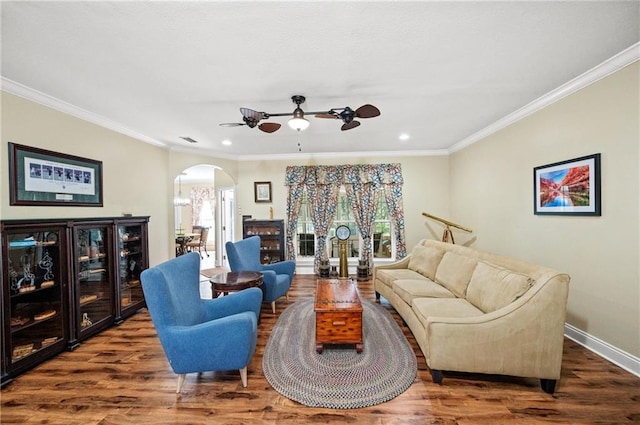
375 291 380 301
431 369 443 384
540 378 557 394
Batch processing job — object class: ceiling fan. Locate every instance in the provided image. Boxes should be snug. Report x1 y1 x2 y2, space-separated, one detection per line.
219 95 380 133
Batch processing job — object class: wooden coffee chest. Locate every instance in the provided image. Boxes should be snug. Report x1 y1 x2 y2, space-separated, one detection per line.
314 278 363 353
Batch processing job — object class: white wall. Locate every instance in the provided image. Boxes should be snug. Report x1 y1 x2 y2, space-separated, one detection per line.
1 92 170 267
449 63 640 357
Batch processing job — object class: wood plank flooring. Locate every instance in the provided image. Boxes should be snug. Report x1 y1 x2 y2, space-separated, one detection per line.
2 274 639 425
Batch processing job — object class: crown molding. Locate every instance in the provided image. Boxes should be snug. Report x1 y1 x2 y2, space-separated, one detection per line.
236 149 450 162
3 42 638 158
1 77 167 148
449 42 640 153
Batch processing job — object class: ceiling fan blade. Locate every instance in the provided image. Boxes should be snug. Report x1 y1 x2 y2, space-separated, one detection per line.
259 122 281 133
219 122 246 127
355 104 380 118
315 113 338 119
240 108 267 121
341 120 361 131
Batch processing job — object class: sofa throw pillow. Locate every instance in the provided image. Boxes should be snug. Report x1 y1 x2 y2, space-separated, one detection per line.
434 251 478 298
466 261 534 313
407 245 446 280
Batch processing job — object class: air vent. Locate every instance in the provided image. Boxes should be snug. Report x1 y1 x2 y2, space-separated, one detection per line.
180 137 198 144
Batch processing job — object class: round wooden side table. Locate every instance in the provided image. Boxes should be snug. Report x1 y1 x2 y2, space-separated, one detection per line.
209 271 263 298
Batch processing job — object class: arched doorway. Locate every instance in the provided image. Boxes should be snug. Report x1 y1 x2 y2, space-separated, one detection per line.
173 164 235 268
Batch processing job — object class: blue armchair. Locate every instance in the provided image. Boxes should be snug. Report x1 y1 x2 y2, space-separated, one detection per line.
225 236 295 314
140 252 262 393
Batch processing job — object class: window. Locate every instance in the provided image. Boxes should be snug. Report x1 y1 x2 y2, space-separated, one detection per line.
328 190 359 259
372 195 392 258
296 188 393 259
296 193 315 256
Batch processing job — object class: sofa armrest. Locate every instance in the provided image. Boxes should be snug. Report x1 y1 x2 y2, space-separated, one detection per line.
425 273 570 379
373 255 411 281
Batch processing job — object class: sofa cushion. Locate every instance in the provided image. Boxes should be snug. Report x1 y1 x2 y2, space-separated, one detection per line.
412 297 484 327
407 245 445 280
434 252 478 298
466 261 534 313
393 279 455 305
375 268 427 288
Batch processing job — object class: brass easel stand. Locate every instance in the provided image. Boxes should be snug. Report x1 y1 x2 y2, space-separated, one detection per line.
338 240 349 279
422 212 472 244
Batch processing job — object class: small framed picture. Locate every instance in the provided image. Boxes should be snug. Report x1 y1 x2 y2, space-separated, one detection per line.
533 153 601 216
254 181 272 203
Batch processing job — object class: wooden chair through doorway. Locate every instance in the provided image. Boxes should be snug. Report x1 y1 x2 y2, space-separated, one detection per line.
186 226 210 258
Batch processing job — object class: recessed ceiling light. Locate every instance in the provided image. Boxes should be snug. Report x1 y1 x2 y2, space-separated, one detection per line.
222 139 232 146
399 133 410 141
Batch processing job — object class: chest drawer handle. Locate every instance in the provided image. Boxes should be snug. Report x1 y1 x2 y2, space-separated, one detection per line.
332 321 346 326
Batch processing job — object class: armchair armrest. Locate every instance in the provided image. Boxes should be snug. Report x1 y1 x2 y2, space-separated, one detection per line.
263 260 295 276
202 287 262 321
260 269 277 285
160 312 258 374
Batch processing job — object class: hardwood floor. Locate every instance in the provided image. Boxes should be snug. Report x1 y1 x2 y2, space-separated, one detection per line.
2 274 639 425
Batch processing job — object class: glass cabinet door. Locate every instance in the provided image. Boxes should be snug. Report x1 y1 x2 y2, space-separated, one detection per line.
5 229 67 369
74 225 113 339
117 223 146 319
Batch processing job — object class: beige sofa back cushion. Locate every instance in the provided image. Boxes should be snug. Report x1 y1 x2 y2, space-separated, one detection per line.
434 251 478 297
466 261 534 313
407 245 445 280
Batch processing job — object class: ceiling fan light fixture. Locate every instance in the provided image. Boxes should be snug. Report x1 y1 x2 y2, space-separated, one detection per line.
288 107 310 131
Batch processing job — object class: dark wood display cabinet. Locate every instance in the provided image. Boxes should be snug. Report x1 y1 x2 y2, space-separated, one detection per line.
1 216 149 386
115 219 148 323
242 219 285 264
70 221 114 347
1 222 69 387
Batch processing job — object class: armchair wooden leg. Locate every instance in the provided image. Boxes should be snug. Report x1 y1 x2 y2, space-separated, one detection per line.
240 367 248 387
176 374 186 393
271 301 276 314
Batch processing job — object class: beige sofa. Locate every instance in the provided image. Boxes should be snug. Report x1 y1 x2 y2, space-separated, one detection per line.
373 239 570 393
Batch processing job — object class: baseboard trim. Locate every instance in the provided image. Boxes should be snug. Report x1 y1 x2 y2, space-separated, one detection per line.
565 323 640 378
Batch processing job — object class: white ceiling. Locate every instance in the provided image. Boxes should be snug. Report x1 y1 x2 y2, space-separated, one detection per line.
2 1 639 159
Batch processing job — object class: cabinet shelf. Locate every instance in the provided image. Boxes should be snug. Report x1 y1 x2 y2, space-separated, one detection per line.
77 254 106 262
10 310 59 333
10 282 57 299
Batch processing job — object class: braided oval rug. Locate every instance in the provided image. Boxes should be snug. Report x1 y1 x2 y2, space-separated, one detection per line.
262 298 417 409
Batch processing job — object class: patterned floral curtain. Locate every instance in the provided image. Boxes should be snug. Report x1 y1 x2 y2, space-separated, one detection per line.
305 166 341 273
379 164 407 258
190 187 215 227
284 163 406 270
343 164 381 273
284 166 306 261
